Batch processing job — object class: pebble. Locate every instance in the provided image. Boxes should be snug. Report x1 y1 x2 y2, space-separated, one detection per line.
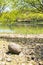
19 52 24 57
22 63 25 65
28 60 38 65
0 57 3 61
6 58 12 62
0 50 3 54
0 62 6 65
39 61 43 65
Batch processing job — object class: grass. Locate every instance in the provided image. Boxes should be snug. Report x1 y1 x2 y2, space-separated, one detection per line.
0 25 43 34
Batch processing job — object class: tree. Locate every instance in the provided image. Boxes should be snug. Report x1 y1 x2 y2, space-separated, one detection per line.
0 0 11 16
0 0 6 15
24 0 43 12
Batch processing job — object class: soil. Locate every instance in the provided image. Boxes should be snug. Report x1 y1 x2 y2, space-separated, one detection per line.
0 34 43 65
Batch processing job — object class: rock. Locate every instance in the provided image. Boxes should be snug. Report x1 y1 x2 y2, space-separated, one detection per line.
28 60 38 65
0 57 3 61
22 63 25 65
35 45 43 60
0 62 6 65
39 60 43 65
8 43 22 54
6 57 12 62
19 52 24 57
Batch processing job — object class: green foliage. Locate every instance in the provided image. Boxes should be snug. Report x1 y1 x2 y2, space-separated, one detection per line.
0 0 43 25
24 0 43 12
0 10 43 25
0 10 19 24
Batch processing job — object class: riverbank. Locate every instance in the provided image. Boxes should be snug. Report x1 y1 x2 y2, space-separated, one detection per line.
0 33 43 65
0 34 43 65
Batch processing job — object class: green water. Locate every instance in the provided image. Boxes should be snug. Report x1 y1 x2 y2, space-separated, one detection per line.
0 24 43 34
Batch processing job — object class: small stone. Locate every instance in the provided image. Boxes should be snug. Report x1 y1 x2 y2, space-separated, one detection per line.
28 60 38 65
6 58 12 62
0 62 6 65
39 61 43 65
0 50 3 54
0 57 3 61
22 63 25 65
19 52 24 57
2 62 6 65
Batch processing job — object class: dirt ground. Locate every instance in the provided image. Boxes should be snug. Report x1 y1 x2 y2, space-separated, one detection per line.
0 34 43 65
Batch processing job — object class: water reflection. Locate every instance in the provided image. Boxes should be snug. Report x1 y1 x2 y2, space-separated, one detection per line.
0 29 15 33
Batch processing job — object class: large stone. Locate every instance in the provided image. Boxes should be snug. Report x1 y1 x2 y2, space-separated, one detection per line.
8 43 22 54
